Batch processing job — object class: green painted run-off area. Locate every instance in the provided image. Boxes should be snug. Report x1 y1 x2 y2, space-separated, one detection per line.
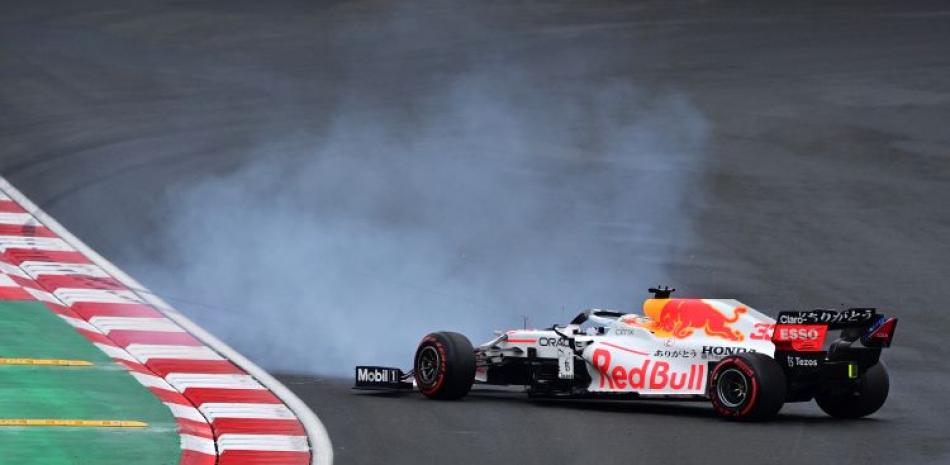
0 301 180 465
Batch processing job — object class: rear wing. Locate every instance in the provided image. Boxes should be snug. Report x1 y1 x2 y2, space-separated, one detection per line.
771 308 897 401
773 308 898 351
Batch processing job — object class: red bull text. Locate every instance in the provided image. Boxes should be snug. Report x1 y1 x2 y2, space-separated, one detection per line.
590 348 705 392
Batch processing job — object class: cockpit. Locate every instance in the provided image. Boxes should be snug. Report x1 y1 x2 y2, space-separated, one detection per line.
565 309 655 336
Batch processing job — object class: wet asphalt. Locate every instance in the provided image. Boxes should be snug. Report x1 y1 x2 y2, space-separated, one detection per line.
2 1 950 464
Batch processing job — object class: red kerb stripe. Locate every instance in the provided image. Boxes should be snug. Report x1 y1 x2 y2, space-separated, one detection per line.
218 451 310 465
35 274 125 291
3 249 91 264
180 450 217 465
148 387 191 404
107 330 202 347
115 359 152 374
0 224 56 237
0 286 34 300
177 418 215 439
184 388 281 405
75 328 116 345
71 302 165 318
146 359 243 377
213 418 305 436
0 200 26 213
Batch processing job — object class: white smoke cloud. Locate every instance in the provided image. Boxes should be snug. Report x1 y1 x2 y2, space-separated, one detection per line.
131 66 709 375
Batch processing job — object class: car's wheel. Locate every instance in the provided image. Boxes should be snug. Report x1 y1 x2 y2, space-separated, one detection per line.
413 331 475 400
815 362 889 419
709 353 787 421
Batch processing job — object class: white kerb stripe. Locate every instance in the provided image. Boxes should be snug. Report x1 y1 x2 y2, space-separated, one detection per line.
23 286 60 304
53 288 144 305
0 179 331 465
0 212 37 226
165 373 263 391
90 316 184 333
58 315 100 332
93 343 137 362
180 434 217 455
217 434 309 452
165 403 209 423
19 261 111 278
125 344 223 362
129 371 176 390
0 261 30 278
200 403 296 421
0 274 17 287
0 236 73 252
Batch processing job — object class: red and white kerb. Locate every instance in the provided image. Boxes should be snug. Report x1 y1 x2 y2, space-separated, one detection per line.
0 190 310 465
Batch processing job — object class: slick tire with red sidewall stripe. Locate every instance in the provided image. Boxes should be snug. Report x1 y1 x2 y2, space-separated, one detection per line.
709 353 786 421
414 331 475 400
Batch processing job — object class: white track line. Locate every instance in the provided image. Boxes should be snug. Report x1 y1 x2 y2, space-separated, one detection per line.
0 176 333 465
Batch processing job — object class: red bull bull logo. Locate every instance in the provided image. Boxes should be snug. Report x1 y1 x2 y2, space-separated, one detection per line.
643 299 747 341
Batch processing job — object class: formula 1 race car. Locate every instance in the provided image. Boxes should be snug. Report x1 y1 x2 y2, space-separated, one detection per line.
355 287 898 420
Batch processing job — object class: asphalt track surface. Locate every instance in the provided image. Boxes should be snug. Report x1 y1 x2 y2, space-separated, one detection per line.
3 1 950 464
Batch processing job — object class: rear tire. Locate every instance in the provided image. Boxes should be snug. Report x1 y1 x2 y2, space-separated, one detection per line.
815 362 889 419
709 353 786 421
414 331 475 400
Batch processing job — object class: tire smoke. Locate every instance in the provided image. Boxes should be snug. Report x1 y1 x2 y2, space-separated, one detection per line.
134 70 709 375
127 5 711 376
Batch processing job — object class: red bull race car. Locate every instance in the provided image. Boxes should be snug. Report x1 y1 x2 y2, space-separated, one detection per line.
355 287 898 420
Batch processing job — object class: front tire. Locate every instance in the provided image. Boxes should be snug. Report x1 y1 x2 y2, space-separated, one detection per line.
414 331 475 400
815 362 889 419
709 353 787 421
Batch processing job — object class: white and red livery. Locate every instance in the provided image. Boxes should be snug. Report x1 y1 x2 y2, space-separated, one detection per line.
356 287 898 420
